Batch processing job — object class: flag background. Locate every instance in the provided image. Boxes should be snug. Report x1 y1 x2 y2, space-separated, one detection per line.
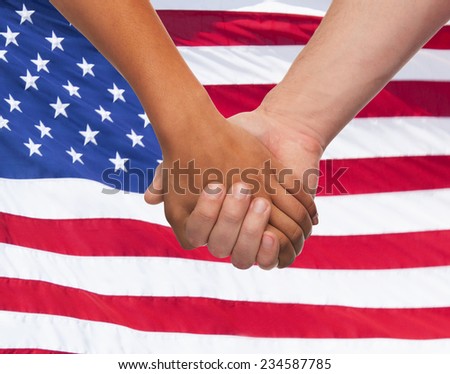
1 0 450 353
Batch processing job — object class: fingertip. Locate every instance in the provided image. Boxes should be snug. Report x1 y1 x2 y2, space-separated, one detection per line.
251 197 271 215
312 213 319 226
144 188 164 205
144 164 165 205
257 231 279 270
203 183 225 201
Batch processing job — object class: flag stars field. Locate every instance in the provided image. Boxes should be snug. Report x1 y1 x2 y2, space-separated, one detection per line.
46 31 64 51
1 26 19 47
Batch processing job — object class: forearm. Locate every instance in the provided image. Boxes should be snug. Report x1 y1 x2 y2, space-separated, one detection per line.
261 0 450 150
50 0 219 150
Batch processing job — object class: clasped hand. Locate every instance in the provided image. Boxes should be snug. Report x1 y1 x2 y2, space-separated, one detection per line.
145 110 320 270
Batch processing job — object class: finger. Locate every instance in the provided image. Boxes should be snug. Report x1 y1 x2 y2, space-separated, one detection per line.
230 197 271 269
184 184 226 248
207 183 251 259
277 171 318 225
264 224 299 268
269 203 305 257
255 230 279 270
144 163 164 205
270 180 313 239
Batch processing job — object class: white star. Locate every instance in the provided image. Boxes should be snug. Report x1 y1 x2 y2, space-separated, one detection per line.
126 129 145 148
16 4 35 24
79 124 99 145
109 152 128 172
66 147 84 164
4 94 22 112
1 26 19 47
108 83 125 102
138 113 150 128
46 31 64 51
63 80 81 98
95 105 112 123
31 53 49 73
24 138 42 157
20 70 39 90
77 57 95 77
0 50 7 62
50 97 69 118
35 120 53 139
0 116 11 131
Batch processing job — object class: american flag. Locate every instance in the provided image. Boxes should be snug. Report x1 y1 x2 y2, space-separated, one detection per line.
1 0 450 354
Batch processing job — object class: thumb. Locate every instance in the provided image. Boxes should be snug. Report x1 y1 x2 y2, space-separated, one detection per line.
144 163 164 205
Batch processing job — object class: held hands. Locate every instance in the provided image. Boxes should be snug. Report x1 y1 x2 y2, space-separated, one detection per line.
145 110 322 270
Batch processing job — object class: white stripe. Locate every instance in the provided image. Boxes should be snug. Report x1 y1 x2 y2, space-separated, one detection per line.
179 46 450 85
0 177 169 227
2 243 450 308
153 0 331 16
1 311 450 353
1 178 450 235
154 0 450 27
323 117 450 160
315 188 450 235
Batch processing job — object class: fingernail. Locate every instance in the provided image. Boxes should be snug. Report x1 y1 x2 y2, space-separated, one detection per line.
312 214 319 225
233 184 250 199
204 183 223 199
261 233 274 249
252 198 268 214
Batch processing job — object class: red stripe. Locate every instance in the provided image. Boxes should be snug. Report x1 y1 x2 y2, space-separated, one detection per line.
1 213 449 270
206 81 450 118
1 278 449 339
317 156 450 196
0 349 68 354
158 10 450 49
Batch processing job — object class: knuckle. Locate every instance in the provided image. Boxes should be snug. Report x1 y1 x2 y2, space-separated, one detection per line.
286 223 304 245
257 255 277 270
194 208 218 223
239 223 262 238
220 209 243 225
185 232 206 248
175 232 195 250
293 235 305 256
231 254 254 270
179 240 195 250
207 240 232 259
277 239 296 268
292 203 308 223
305 198 317 217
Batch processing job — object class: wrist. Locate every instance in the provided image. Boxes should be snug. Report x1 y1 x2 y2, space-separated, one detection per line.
257 88 328 156
144 87 223 157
